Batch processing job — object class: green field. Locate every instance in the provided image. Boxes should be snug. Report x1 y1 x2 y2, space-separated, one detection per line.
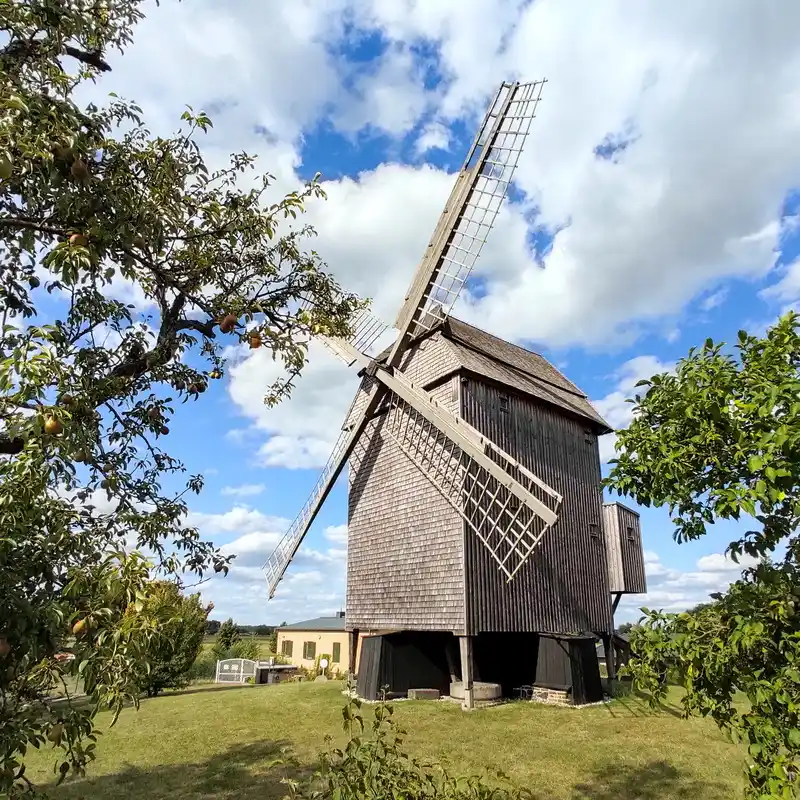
200 635 274 657
24 681 744 799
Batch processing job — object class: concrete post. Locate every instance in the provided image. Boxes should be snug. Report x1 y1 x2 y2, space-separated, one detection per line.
459 636 474 710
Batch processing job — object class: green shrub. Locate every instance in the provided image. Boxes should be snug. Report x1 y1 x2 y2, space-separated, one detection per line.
136 581 208 697
231 638 262 661
217 618 241 650
189 652 217 681
282 696 533 800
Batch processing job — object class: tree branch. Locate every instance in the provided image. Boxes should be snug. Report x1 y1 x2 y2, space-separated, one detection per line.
63 45 111 73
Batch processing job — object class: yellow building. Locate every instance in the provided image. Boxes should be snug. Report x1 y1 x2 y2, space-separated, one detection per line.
276 612 349 674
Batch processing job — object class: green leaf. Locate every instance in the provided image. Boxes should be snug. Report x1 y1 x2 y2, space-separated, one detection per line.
748 455 764 472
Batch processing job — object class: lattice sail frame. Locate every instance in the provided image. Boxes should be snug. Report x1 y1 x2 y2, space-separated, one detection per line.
300 294 391 361
262 425 354 597
377 382 561 581
400 80 546 339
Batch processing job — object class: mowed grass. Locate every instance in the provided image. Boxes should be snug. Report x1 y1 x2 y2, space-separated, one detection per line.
23 681 745 800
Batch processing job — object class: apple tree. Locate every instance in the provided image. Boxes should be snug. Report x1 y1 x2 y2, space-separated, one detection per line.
0 0 361 794
604 312 800 799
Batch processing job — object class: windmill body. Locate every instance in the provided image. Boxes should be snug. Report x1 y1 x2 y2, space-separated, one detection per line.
261 80 647 707
345 319 645 704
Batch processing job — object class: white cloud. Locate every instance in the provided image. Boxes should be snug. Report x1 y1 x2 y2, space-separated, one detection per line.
220 483 266 498
185 506 289 537
696 552 759 573
415 121 451 156
616 548 760 621
324 524 349 545
226 340 359 469
700 287 728 311
759 256 800 310
318 0 800 348
197 511 348 623
594 355 675 462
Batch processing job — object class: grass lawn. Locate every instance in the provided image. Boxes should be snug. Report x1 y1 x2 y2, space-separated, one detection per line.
23 681 745 799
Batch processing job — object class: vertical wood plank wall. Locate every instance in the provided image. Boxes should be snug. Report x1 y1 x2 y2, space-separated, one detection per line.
602 503 647 594
602 503 624 593
461 378 614 635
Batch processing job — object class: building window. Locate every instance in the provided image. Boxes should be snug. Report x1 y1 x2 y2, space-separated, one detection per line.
332 642 341 663
281 639 293 657
303 641 316 661
499 394 509 413
589 523 600 540
626 526 636 542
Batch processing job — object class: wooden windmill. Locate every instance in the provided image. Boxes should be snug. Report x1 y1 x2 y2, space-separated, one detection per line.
262 80 647 707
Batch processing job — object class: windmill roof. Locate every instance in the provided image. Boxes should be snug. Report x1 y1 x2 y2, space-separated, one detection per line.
278 616 347 632
442 318 610 432
376 317 610 432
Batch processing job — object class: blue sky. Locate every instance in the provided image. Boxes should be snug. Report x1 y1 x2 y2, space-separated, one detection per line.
61 0 800 625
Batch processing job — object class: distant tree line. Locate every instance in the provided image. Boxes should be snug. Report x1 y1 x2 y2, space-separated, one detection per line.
204 619 278 637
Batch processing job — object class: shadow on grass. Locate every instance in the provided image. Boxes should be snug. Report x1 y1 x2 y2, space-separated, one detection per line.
48 739 313 800
602 687 686 721
157 683 251 698
571 760 730 800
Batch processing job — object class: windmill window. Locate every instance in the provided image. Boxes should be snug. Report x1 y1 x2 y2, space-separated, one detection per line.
589 523 600 540
281 639 293 657
303 641 316 661
499 394 510 413
626 526 636 542
332 642 341 663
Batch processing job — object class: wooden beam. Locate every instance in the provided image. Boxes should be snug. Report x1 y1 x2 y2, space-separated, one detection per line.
445 638 459 684
459 636 475 710
349 629 360 676
603 634 617 682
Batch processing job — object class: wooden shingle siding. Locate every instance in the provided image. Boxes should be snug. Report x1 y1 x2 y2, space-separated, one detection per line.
398 333 461 389
346 338 464 632
461 378 614 635
344 334 461 431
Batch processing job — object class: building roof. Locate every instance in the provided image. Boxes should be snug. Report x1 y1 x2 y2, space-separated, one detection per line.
278 615 347 632
376 316 611 433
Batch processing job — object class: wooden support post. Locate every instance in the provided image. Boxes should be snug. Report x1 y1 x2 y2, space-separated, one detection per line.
445 638 459 684
348 629 359 677
603 634 617 681
459 636 474 710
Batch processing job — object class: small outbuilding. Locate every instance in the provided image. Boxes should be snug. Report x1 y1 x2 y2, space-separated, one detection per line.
276 612 349 674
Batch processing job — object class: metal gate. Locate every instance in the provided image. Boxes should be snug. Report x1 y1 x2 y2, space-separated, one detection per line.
215 658 257 684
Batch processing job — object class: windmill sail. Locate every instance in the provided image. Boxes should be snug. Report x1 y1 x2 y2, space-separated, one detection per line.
262 383 380 598
262 78 553 598
393 80 545 347
378 377 562 581
318 336 563 578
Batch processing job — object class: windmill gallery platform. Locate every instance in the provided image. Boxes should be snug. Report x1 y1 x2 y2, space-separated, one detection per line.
260 80 647 708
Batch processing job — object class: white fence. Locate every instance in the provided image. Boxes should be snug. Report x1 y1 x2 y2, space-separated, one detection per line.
215 658 257 684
